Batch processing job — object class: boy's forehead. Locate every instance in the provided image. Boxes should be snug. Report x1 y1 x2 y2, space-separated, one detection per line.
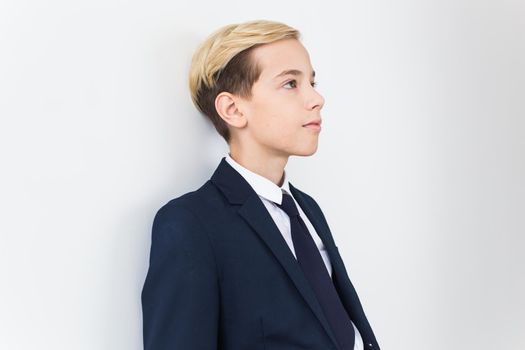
252 40 315 80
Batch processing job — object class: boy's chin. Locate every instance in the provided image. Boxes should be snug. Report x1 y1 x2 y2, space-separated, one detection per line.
291 144 319 157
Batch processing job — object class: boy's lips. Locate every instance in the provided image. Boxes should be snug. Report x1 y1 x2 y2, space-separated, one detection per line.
302 118 322 127
303 119 322 131
303 118 322 132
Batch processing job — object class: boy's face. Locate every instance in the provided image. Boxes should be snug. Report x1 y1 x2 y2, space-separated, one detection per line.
235 38 325 158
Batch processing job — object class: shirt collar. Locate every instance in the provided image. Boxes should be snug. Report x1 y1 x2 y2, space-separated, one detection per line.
225 153 290 205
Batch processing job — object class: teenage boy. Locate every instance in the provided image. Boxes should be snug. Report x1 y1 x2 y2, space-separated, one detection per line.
141 19 381 350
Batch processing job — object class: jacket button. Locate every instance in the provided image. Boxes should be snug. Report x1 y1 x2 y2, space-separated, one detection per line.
367 343 374 348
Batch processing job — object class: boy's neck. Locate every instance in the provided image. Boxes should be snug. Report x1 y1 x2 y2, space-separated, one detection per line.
228 148 287 187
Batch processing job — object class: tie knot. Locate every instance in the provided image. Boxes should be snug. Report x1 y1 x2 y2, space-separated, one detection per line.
276 192 299 217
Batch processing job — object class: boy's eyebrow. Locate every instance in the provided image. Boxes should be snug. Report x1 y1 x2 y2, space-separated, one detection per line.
274 69 316 79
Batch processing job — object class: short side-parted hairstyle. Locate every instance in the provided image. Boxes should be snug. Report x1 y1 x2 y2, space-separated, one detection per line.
188 19 301 144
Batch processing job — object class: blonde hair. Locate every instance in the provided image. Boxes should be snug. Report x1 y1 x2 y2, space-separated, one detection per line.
188 19 301 144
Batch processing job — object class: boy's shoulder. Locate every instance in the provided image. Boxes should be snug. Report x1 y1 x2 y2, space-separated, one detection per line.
155 180 218 216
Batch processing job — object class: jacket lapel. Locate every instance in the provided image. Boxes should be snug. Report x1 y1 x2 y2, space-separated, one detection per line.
290 183 378 347
210 157 341 350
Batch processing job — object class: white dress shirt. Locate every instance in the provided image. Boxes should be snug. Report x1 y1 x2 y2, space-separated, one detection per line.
225 153 363 350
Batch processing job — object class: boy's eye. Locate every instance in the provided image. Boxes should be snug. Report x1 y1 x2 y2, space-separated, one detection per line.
283 80 318 89
284 80 298 89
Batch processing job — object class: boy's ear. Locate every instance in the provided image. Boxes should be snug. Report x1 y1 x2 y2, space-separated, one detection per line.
215 92 247 128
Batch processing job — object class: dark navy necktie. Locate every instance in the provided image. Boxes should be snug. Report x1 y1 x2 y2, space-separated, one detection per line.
276 192 355 350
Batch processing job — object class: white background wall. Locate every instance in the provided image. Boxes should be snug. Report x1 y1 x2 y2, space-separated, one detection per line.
1 0 523 349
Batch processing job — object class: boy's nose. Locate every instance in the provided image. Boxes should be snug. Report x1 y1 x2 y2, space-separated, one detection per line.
307 89 325 111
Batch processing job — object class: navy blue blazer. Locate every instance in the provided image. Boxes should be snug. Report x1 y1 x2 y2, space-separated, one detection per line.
141 157 380 350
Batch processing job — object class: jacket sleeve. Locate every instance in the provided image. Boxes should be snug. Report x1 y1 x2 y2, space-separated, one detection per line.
141 203 220 350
